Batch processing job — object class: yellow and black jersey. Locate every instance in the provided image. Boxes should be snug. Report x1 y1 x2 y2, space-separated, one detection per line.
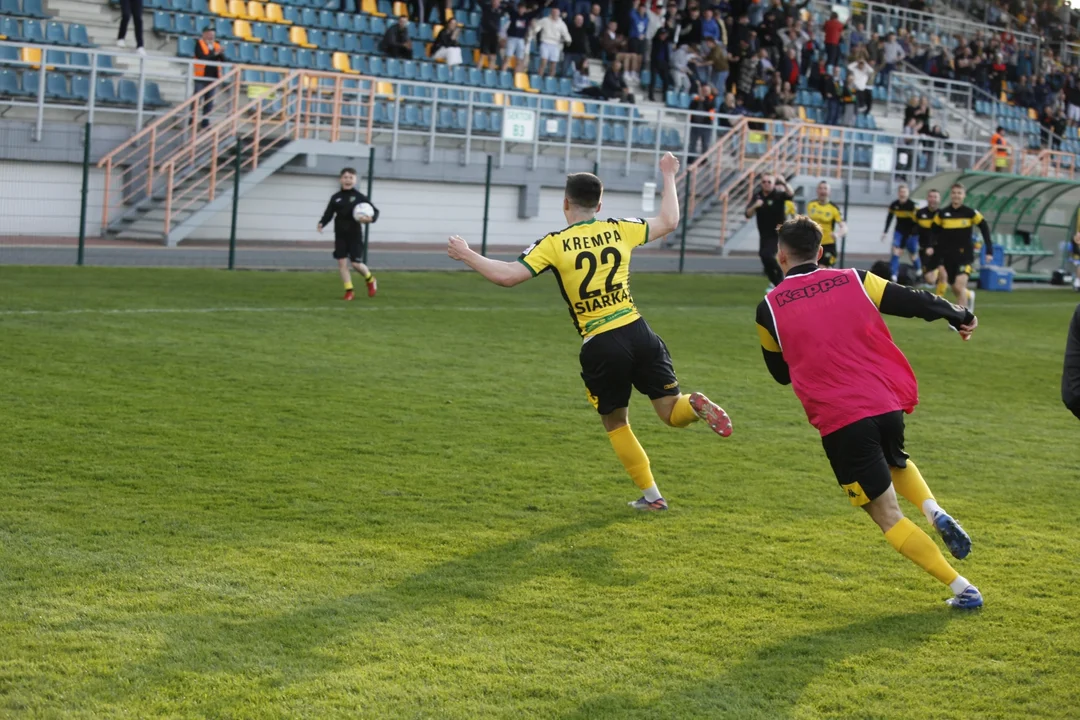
884 199 917 236
933 204 992 258
807 200 843 246
518 217 649 338
915 205 938 249
784 200 796 219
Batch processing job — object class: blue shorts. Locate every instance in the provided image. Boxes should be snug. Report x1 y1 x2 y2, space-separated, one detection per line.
893 231 919 256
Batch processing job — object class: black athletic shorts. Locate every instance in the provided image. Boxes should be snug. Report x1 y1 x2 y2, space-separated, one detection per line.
579 317 680 415
819 243 838 267
820 410 909 506
941 251 973 281
920 247 940 272
480 29 499 56
333 233 363 261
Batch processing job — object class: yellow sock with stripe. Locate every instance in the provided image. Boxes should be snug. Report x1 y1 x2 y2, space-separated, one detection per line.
607 425 661 501
344 280 354 291
668 395 699 428
935 281 947 296
363 272 373 283
884 518 959 586
890 461 942 524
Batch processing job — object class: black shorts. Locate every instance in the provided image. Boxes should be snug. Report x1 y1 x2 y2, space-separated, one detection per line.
480 30 499 56
819 243 838 267
333 234 363 261
820 411 909 506
579 317 680 415
627 37 645 55
941 252 973 281
920 247 940 271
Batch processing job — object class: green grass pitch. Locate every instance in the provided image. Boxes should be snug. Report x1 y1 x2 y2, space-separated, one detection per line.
1 267 1078 719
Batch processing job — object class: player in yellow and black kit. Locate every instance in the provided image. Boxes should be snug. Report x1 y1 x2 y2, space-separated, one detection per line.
806 180 846 267
934 182 992 312
915 188 946 294
881 184 921 281
446 153 732 511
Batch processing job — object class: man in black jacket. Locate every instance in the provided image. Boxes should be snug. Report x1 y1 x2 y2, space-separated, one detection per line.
1064 303 1080 420
602 59 633 103
478 0 504 69
565 13 591 75
380 16 413 59
648 26 671 102
318 168 379 300
745 174 792 287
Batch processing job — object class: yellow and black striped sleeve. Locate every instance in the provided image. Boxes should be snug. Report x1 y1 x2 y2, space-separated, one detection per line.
973 210 992 252
857 270 973 327
755 299 790 385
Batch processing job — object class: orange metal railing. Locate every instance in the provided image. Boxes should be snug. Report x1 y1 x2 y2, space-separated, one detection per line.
716 123 803 247
677 117 749 223
1032 149 1078 180
98 67 377 240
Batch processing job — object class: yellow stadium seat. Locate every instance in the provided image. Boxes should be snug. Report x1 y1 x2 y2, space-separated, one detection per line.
333 52 360 74
228 0 254 19
247 1 267 22
444 7 453 20
234 20 260 42
514 72 538 93
265 2 290 23
492 92 505 106
289 26 316 48
376 81 394 96
19 46 47 68
555 99 569 113
1028 107 1038 120
361 0 386 18
392 1 408 16
209 0 235 18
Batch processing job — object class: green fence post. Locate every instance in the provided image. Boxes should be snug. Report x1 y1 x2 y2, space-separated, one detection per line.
77 121 92 266
678 170 690 273
228 137 241 270
481 154 493 257
839 182 850 269
363 146 375 264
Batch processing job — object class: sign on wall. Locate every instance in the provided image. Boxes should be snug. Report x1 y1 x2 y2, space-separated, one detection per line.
503 108 536 142
872 144 895 172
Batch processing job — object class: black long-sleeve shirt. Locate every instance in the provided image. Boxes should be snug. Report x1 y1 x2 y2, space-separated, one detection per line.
1064 303 1080 420
755 264 974 386
319 188 379 237
745 184 793 239
933 203 992 259
884 198 917 236
915 205 938 249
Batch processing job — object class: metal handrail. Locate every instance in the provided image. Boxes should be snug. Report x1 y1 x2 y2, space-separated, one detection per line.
677 116 750 223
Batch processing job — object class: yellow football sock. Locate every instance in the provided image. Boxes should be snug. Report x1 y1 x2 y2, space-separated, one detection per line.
884 518 959 585
607 424 656 492
935 281 947 296
364 272 373 282
344 280 354 291
668 395 699 428
891 461 934 507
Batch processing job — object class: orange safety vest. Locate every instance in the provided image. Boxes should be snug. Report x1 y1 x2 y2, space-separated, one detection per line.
194 39 221 77
991 132 1009 157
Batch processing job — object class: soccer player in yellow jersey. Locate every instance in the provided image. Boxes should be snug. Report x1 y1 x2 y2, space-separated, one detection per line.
446 153 732 511
806 180 846 267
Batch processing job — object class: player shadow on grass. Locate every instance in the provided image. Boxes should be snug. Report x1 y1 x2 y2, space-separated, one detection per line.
560 610 952 719
95 511 642 705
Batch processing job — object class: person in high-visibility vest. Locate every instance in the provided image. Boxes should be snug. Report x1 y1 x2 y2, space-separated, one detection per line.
194 28 225 129
990 125 1010 172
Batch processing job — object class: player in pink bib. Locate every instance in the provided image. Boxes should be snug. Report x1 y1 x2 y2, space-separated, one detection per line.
756 216 984 609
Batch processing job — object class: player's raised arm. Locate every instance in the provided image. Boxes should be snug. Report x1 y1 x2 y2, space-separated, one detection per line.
645 152 681 240
447 235 533 287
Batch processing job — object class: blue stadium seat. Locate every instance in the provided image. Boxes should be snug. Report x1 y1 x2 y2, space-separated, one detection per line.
223 41 241 62
283 5 300 24
20 69 40 95
214 17 233 37
472 109 489 132
144 81 167 107
377 0 391 15
358 34 375 53
275 46 295 66
0 45 19 65
247 22 268 43
306 29 324 47
542 76 557 94
268 24 288 44
558 77 571 95
0 69 27 97
295 48 314 68
402 60 417 79
117 78 139 104
332 11 351 31
95 53 119 74
368 56 383 75
0 17 22 40
44 72 70 99
190 0 208 12
44 48 66 66
467 67 482 86
451 65 466 84
418 23 433 41
23 19 46 43
68 23 92 47
154 10 174 33
70 73 91 101
352 14 368 33
498 70 513 89
402 103 421 127
24 0 51 17
665 90 677 107
342 34 358 53
314 50 332 70
90 76 115 103
437 106 455 129
418 62 434 81
490 109 502 133
369 16 386 35
324 31 342 50
434 63 449 83
174 13 196 35
461 29 476 46
385 57 401 77
301 8 316 26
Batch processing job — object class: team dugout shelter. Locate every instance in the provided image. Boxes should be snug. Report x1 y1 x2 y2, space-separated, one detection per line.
911 171 1079 280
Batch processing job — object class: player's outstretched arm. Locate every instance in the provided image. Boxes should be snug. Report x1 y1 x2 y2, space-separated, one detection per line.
645 152 681 240
858 270 977 339
447 235 532 287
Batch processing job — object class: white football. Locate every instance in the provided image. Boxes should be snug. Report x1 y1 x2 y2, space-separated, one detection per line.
353 202 374 221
